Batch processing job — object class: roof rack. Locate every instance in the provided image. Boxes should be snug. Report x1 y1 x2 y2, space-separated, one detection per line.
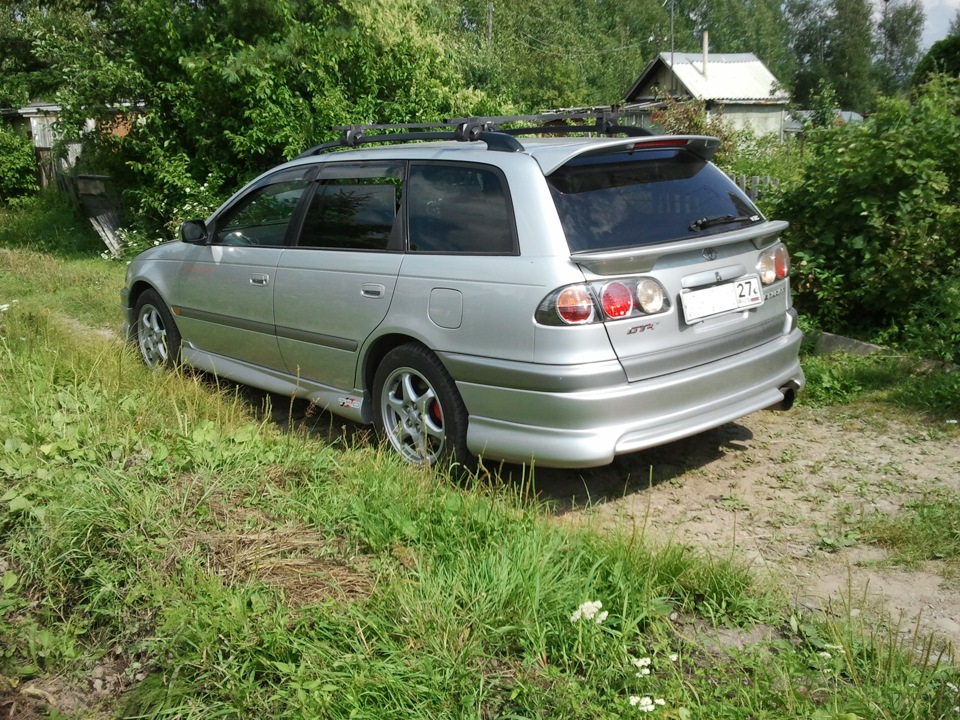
295 112 654 159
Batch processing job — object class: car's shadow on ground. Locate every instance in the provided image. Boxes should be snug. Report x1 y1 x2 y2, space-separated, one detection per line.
233 381 756 516
481 421 756 515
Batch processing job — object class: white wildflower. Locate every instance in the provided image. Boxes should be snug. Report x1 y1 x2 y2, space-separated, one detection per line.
0 305 8 312
669 653 679 662
946 681 958 692
595 610 609 624
631 657 652 668
570 600 603 623
629 695 662 712
819 651 832 659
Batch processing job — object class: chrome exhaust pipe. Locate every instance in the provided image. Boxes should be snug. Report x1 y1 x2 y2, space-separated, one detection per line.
767 380 801 411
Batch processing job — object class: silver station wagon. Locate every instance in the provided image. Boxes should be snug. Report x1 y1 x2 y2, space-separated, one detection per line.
122 114 804 468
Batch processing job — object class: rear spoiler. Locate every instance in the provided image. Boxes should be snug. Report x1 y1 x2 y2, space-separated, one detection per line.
571 220 789 276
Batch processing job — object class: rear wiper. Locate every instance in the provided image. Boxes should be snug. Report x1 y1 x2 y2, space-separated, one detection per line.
688 214 760 232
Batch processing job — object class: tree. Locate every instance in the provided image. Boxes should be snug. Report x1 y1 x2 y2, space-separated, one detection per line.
913 34 960 87
875 0 925 95
787 0 832 105
787 0 877 113
9 0 498 233
949 7 960 36
825 0 876 112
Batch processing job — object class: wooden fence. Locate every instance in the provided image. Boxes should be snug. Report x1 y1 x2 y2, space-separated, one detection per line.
728 174 779 202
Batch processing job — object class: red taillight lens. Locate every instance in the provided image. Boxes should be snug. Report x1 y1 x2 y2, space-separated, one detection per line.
556 286 595 324
774 246 789 280
600 281 633 318
759 243 790 285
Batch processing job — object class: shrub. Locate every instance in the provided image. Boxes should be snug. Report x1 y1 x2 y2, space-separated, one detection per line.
0 125 37 201
774 75 960 348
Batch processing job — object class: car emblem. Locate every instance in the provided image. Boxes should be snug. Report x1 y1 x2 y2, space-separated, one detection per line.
702 247 717 261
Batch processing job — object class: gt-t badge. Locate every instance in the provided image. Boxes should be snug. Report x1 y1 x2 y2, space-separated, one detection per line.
627 322 658 335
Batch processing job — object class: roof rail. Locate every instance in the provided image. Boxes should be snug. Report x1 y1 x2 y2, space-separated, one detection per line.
295 112 654 159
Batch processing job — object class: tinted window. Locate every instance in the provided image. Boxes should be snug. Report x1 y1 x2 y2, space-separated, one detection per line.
547 149 761 252
213 168 311 246
297 162 402 251
407 164 516 254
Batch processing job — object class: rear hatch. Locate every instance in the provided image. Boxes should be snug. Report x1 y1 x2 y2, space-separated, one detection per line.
546 140 792 382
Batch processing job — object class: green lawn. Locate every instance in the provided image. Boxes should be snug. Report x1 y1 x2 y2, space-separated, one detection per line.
1 197 958 719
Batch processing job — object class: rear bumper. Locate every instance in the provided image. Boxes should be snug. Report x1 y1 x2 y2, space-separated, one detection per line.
446 326 804 468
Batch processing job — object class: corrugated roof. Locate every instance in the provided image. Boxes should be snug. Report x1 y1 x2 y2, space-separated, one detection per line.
626 52 789 104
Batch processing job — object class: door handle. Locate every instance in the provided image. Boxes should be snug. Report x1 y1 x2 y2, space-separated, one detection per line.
361 283 385 298
250 273 269 286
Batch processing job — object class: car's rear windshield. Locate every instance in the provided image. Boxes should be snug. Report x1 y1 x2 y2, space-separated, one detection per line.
547 148 762 252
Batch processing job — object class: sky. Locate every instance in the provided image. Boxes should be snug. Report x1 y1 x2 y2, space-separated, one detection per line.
920 0 959 49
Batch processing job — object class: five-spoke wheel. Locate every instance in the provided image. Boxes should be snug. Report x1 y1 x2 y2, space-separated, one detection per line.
373 344 468 466
134 289 181 368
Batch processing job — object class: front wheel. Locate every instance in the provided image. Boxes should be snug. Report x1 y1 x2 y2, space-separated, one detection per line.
372 344 469 467
134 289 182 368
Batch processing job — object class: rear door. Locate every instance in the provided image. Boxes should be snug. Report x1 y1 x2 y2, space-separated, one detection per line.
546 147 793 381
273 161 404 390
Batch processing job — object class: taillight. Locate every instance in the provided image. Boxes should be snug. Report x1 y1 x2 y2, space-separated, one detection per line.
758 243 790 285
600 282 633 318
535 278 670 326
556 286 595 324
636 279 665 314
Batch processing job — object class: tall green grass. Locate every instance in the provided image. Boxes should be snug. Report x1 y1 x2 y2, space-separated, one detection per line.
1 237 958 717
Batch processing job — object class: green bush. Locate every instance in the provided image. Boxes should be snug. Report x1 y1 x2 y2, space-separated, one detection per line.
774 76 960 349
0 125 37 201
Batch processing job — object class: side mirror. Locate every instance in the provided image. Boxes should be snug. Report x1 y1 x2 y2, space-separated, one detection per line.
180 220 208 244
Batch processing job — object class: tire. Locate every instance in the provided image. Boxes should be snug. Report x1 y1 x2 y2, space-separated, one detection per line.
372 344 469 467
134 289 182 369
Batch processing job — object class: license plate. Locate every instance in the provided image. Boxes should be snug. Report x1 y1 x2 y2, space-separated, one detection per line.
681 275 763 324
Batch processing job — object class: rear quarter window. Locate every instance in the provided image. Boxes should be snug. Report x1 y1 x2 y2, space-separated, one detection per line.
407 163 517 255
547 149 761 252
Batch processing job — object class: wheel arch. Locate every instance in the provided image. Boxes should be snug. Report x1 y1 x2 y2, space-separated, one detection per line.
361 333 428 391
125 280 163 340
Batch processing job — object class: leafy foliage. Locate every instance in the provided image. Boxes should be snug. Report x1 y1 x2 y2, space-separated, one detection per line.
875 0 924 96
775 76 960 346
25 0 498 233
912 34 960 88
0 125 37 201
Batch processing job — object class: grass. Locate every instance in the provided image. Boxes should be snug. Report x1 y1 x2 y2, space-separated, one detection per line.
861 493 960 571
1 196 960 718
799 351 960 422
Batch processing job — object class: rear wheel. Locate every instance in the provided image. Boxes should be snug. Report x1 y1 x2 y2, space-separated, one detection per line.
134 289 181 368
373 344 469 467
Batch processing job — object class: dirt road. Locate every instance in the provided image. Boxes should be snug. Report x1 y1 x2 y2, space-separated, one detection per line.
531 404 960 653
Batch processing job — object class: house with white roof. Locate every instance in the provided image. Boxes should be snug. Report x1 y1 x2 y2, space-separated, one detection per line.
623 38 790 138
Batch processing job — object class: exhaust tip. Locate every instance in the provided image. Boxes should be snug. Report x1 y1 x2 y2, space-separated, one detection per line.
767 382 799 412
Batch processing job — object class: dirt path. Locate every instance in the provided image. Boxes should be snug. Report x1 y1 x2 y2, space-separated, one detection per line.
529 405 960 653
